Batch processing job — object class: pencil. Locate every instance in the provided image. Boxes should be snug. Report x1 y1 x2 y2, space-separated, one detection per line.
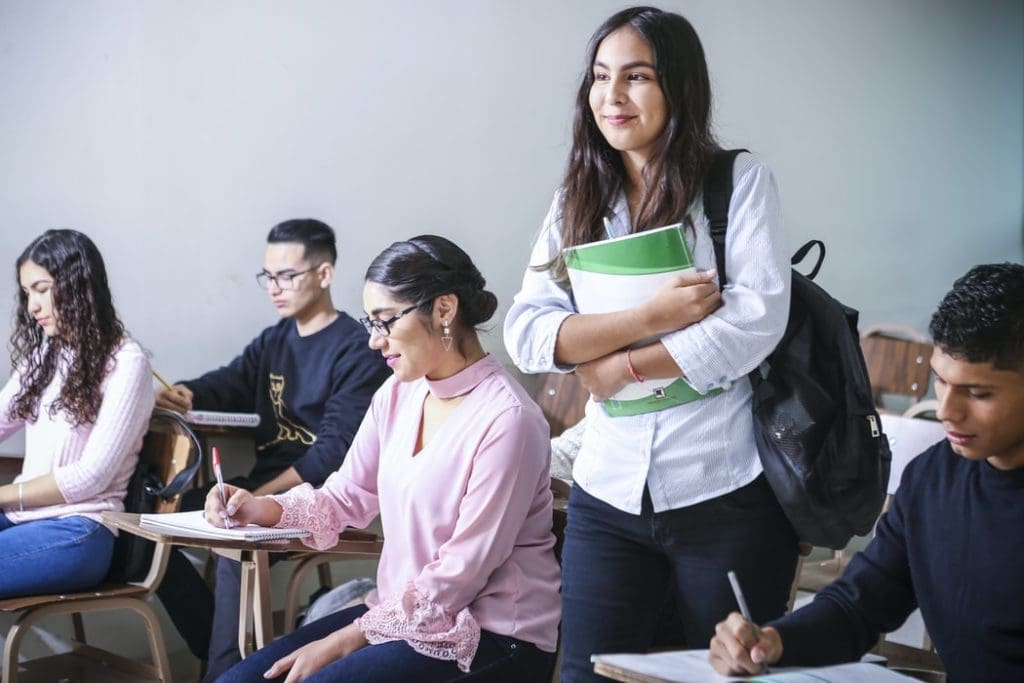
152 369 176 392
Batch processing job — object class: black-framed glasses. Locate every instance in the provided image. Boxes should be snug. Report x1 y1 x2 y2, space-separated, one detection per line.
359 304 420 337
255 264 322 290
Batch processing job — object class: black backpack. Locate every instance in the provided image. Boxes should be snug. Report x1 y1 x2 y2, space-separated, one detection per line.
106 408 204 582
704 149 891 549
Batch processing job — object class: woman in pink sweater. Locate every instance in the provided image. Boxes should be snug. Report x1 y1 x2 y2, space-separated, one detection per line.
210 235 560 682
0 229 153 598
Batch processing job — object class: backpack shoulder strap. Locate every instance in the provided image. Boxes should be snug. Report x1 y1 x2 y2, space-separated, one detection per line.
704 148 748 284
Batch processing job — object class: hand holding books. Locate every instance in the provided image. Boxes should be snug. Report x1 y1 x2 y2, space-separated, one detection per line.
564 224 723 415
636 269 721 338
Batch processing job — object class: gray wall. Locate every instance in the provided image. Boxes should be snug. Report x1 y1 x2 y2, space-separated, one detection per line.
1 0 1022 454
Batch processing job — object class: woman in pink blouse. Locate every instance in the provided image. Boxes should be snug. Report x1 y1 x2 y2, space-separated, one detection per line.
209 235 560 682
0 229 154 597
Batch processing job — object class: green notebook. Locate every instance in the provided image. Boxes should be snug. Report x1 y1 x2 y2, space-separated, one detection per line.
564 224 718 416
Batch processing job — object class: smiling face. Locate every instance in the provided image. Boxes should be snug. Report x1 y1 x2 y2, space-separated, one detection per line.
589 26 668 170
260 242 331 321
19 259 59 337
931 347 1024 470
362 281 447 383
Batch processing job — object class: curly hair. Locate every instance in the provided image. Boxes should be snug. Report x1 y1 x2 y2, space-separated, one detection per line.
929 262 1024 371
548 6 718 279
9 229 126 426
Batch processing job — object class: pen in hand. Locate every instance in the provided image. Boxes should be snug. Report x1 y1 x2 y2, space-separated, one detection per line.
212 446 232 529
727 570 770 674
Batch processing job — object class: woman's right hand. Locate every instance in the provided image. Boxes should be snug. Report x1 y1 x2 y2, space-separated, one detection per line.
639 269 722 335
154 384 193 413
203 483 283 528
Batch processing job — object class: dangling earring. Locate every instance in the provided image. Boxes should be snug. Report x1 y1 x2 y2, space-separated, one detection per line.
441 320 453 352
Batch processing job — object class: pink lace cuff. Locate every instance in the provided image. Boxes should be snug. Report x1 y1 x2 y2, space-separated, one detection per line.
272 484 342 550
355 581 481 672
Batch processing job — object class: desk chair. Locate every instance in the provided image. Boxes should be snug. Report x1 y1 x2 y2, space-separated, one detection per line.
0 410 200 683
533 372 589 438
860 325 933 413
278 531 383 637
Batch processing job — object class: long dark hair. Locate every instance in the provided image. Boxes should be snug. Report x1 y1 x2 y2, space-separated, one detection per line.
553 6 718 277
9 229 127 426
365 235 497 354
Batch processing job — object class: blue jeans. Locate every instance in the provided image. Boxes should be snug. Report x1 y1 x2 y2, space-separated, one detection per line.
559 476 799 683
0 512 115 598
218 604 556 683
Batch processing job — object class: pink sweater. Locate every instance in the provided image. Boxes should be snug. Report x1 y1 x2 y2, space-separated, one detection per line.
0 339 154 528
275 354 561 670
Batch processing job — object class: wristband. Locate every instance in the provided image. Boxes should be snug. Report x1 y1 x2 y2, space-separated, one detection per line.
625 349 646 383
18 481 24 512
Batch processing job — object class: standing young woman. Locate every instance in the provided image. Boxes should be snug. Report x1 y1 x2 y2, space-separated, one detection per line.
504 7 799 681
0 229 154 597
212 235 560 683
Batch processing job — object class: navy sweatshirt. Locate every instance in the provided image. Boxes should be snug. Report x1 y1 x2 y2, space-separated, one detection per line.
772 440 1024 682
183 313 390 486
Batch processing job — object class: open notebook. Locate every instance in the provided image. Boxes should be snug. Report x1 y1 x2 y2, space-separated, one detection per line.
591 650 911 682
139 509 309 542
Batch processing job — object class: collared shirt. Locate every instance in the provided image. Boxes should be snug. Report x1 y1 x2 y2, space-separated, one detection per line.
504 152 791 514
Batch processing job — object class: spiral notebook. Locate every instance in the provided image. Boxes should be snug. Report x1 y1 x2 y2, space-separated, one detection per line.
139 509 309 542
183 410 261 428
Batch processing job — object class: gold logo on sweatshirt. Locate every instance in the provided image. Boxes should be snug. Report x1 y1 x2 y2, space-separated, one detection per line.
257 373 316 450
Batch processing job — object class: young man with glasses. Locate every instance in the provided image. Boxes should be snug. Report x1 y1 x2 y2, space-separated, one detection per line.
154 218 390 679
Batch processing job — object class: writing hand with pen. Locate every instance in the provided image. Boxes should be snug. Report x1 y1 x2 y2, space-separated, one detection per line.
709 612 783 675
152 370 194 414
202 482 283 530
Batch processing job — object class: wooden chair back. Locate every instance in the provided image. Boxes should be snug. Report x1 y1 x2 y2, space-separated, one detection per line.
860 326 933 411
533 372 589 437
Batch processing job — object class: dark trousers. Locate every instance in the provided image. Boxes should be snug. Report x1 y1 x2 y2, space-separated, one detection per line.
559 475 799 683
217 604 556 683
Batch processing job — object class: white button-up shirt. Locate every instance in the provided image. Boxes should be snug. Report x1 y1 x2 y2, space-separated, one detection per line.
503 152 791 514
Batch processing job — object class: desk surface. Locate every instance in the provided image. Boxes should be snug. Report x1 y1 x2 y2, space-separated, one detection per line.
102 512 384 556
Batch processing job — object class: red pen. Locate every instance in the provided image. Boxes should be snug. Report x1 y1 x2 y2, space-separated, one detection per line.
212 446 232 528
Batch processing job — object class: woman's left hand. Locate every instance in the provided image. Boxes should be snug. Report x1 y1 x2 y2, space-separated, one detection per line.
576 351 631 402
264 622 369 682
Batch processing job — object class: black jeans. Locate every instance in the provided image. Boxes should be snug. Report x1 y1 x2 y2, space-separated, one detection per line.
559 475 799 683
218 604 556 682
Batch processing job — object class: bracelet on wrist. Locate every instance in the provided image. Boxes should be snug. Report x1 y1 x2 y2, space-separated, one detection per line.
625 348 646 383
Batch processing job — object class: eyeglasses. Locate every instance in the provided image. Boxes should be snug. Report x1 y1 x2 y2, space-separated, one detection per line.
255 264 322 290
359 304 420 337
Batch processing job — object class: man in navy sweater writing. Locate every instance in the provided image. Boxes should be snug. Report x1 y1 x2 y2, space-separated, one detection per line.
154 218 390 679
710 262 1024 682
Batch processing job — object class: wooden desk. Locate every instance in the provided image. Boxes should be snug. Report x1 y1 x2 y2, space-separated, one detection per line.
102 512 383 657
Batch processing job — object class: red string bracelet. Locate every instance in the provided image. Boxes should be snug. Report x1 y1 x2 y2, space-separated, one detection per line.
625 348 646 383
